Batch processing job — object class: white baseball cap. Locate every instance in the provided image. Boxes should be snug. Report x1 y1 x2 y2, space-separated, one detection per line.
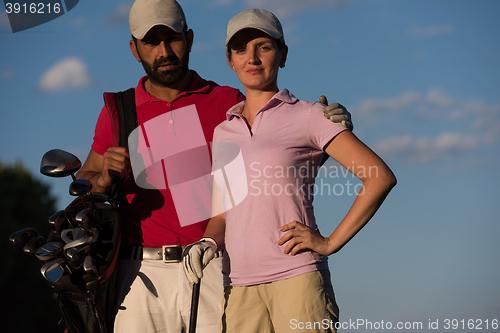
129 0 186 40
226 9 284 46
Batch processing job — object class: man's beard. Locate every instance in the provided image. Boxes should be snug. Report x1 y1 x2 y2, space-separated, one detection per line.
141 52 190 87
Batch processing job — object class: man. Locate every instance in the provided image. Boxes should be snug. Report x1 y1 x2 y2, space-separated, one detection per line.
76 0 352 332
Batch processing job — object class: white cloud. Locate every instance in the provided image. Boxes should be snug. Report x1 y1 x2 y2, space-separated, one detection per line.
354 89 500 167
408 24 454 37
376 133 483 165
357 91 420 115
107 1 133 25
38 58 90 92
70 17 87 28
425 88 454 108
353 88 500 126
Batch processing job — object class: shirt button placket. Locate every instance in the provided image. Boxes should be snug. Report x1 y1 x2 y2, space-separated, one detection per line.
166 102 175 135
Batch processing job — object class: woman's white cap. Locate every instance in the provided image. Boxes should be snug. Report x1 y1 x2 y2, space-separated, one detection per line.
226 9 284 46
129 0 186 40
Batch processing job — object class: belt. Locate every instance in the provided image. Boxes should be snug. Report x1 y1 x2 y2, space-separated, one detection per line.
120 245 183 263
120 245 224 263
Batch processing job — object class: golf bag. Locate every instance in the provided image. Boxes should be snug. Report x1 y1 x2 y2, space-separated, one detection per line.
7 89 137 332
49 88 137 333
48 192 122 333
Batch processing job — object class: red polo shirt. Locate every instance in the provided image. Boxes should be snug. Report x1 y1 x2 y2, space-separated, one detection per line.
92 71 245 247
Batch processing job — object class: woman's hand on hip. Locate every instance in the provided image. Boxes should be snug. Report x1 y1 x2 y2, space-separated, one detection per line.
278 221 333 256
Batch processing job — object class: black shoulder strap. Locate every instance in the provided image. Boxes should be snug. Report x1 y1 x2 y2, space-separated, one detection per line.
109 88 137 210
114 88 138 149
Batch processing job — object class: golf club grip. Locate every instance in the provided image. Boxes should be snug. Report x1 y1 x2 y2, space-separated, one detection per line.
189 282 201 333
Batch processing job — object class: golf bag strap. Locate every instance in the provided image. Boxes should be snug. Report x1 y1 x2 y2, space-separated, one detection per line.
103 88 138 148
103 88 137 210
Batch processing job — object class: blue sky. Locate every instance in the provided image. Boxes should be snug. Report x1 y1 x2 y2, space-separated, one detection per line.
1 0 499 331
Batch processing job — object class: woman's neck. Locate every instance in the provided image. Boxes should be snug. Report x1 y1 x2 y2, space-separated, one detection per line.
242 88 279 125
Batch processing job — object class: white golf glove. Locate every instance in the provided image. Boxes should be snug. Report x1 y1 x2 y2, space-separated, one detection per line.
182 237 218 284
319 95 353 131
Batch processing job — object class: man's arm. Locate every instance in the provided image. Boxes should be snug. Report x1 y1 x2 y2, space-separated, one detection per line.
76 147 131 193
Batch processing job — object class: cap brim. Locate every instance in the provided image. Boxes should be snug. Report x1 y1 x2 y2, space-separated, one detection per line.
225 26 282 46
132 18 185 40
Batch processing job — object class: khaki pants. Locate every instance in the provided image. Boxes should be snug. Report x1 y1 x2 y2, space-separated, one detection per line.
221 270 339 333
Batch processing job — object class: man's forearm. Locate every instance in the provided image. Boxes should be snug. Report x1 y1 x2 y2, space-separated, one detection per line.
76 171 112 193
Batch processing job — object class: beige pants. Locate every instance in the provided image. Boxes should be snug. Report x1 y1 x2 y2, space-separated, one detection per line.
221 270 339 333
113 257 223 333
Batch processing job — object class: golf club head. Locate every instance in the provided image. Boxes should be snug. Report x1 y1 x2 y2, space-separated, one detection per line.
69 178 93 196
61 228 87 244
70 179 97 210
83 255 100 278
48 210 67 233
23 235 46 261
40 149 81 178
9 228 39 252
40 258 67 283
74 227 87 240
60 229 72 244
35 241 64 261
63 233 94 251
65 244 91 269
75 207 93 230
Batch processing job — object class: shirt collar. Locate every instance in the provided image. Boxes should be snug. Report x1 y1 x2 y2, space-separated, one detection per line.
226 89 298 121
135 70 212 105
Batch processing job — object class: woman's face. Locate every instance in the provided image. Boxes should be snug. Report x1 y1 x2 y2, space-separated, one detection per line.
227 29 287 92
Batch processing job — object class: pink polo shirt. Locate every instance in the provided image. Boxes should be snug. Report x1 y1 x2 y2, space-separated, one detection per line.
212 89 348 286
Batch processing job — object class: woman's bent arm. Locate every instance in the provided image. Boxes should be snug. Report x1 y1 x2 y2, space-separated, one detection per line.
279 130 397 256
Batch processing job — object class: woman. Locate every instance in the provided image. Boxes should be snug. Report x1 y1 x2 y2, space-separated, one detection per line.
183 8 396 333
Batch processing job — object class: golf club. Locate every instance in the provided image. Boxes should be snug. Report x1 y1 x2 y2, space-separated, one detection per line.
65 244 91 269
40 258 67 283
75 207 93 230
63 228 98 269
189 252 204 333
189 281 201 333
40 149 87 208
61 228 88 244
40 149 81 179
63 234 94 251
69 178 96 210
35 241 64 261
48 210 68 233
9 228 39 252
83 255 100 279
23 235 46 261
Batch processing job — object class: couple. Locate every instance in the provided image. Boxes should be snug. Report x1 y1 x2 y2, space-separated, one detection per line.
77 1 395 332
